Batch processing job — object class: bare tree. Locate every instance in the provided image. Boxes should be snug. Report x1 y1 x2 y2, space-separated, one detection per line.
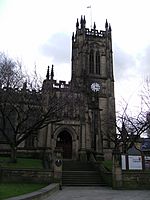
102 98 150 154
0 83 75 162
115 107 149 153
0 53 84 164
0 53 59 162
0 52 25 88
140 77 150 138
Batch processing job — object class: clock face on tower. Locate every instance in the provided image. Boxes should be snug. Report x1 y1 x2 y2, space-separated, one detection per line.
91 82 101 92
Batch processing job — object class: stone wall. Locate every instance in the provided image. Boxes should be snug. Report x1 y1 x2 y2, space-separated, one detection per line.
0 168 53 184
122 171 150 189
112 151 150 189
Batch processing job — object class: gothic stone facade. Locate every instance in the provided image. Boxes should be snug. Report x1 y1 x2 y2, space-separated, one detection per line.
38 16 116 161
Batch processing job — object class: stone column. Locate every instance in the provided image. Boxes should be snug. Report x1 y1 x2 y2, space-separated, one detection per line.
53 148 63 187
112 149 122 189
79 124 87 161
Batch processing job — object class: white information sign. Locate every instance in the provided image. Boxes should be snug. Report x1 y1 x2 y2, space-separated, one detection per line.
121 155 126 170
128 155 142 170
145 156 150 169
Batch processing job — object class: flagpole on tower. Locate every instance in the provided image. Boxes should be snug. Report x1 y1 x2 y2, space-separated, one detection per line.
87 5 92 29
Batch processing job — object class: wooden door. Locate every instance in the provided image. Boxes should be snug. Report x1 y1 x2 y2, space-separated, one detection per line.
56 131 72 159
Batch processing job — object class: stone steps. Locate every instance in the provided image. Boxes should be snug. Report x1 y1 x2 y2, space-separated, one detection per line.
62 160 106 186
63 160 95 171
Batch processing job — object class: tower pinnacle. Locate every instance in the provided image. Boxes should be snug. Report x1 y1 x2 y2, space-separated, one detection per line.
76 18 79 29
51 65 54 80
80 15 86 29
105 19 108 29
109 23 112 32
93 22 96 29
46 66 50 80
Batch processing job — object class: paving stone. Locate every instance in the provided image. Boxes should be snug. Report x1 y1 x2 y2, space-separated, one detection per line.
44 186 150 200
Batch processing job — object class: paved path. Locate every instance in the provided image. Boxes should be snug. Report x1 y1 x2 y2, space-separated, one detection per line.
44 186 150 200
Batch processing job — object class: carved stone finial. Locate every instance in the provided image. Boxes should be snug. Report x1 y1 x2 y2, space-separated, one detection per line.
80 15 86 29
76 18 79 29
105 19 108 29
51 65 54 80
93 22 96 29
83 15 86 26
46 66 50 80
109 23 112 32
80 15 83 28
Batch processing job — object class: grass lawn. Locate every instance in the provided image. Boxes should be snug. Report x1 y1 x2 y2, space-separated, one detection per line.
0 183 47 200
0 157 47 199
102 160 112 171
0 157 43 169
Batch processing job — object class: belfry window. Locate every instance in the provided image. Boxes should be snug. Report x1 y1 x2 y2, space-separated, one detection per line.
89 50 94 74
96 51 100 74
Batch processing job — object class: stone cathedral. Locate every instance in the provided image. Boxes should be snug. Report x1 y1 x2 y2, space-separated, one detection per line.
38 16 116 161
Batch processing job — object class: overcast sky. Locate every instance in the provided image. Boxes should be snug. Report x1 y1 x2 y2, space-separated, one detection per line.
0 0 150 111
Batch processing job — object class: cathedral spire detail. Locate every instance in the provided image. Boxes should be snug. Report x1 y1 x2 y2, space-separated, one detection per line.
76 18 79 29
46 66 50 80
105 19 108 30
80 15 86 29
109 23 112 32
83 15 86 26
51 64 54 80
93 22 96 29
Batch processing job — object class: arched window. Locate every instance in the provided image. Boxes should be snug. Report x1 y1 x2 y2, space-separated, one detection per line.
89 50 94 74
96 51 100 74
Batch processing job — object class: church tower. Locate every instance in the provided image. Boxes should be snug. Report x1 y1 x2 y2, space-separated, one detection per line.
71 16 114 87
71 16 116 159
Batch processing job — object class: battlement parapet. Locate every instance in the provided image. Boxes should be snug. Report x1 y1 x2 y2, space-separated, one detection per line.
52 80 70 89
72 17 112 43
85 28 106 37
75 28 107 38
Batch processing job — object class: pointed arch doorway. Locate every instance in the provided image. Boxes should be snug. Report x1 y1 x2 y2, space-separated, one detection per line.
56 131 72 159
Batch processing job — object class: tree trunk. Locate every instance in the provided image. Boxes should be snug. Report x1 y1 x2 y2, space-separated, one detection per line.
10 147 17 163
